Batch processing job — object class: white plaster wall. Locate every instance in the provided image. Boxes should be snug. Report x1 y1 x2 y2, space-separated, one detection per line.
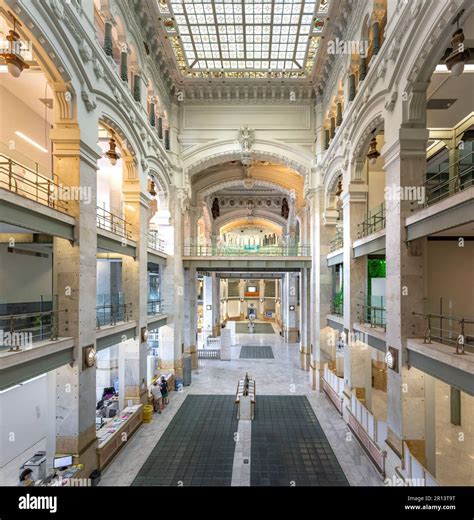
0 375 47 467
0 85 52 174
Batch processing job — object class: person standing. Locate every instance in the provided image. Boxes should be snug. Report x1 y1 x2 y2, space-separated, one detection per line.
151 381 162 413
160 376 169 406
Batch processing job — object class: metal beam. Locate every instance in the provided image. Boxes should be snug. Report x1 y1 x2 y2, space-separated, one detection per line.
97 326 136 352
147 316 167 330
406 198 474 241
97 235 136 258
327 317 344 332
327 252 343 266
0 348 74 391
0 198 75 241
147 251 167 266
353 235 386 258
407 348 474 396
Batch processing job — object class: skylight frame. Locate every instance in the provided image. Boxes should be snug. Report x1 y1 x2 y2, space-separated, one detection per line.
166 0 321 77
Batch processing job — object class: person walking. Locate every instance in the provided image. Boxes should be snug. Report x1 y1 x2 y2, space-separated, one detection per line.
160 376 169 406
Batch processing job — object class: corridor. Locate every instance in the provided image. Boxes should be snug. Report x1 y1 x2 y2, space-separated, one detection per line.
100 331 380 487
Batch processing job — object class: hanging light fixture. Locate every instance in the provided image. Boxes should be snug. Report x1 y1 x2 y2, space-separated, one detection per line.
445 11 470 77
335 177 343 197
1 13 30 78
367 130 381 166
105 131 120 166
148 179 157 197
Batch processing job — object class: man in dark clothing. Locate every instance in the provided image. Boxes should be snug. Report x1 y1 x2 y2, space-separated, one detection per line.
160 376 169 405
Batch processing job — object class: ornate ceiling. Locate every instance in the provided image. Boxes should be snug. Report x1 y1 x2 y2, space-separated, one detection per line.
139 0 332 88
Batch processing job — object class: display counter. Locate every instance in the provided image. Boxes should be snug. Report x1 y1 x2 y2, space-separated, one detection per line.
96 404 143 470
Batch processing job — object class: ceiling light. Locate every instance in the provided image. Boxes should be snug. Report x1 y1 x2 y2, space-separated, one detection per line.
367 130 380 166
105 132 120 166
1 12 30 78
15 131 48 153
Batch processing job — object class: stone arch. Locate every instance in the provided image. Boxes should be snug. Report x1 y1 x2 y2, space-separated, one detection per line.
184 140 311 178
99 115 138 158
197 178 294 201
395 1 473 126
214 209 288 232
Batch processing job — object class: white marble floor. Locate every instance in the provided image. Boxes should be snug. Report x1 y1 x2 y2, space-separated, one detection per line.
100 332 382 486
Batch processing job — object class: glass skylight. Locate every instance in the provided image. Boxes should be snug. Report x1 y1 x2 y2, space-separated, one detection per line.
167 0 320 75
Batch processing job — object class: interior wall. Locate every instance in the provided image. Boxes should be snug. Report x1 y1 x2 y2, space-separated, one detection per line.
0 375 47 467
0 245 52 303
426 240 474 317
0 85 52 173
435 380 474 486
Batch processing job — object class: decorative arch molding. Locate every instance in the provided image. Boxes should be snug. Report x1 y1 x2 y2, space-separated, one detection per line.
220 218 283 236
1 2 74 86
197 178 294 200
402 0 468 88
351 112 384 164
99 114 138 158
184 139 312 177
214 209 288 231
325 168 344 211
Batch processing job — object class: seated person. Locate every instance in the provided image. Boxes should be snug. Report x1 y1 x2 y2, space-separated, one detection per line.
18 468 35 487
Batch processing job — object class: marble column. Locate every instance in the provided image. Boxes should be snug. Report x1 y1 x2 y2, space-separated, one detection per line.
342 181 371 405
159 188 185 378
309 188 332 390
283 273 298 343
50 92 100 476
299 267 311 370
121 158 149 404
383 126 428 459
183 267 198 369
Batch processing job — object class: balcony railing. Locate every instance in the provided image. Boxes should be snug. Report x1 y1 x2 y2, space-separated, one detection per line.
424 151 474 207
0 153 69 213
412 312 474 354
147 299 163 316
96 302 132 329
184 244 312 257
357 202 386 239
0 308 68 352
330 229 343 252
358 296 386 330
148 230 165 253
96 206 132 240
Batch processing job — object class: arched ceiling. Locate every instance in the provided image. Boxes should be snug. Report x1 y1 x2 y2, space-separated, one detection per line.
192 161 304 207
220 218 282 236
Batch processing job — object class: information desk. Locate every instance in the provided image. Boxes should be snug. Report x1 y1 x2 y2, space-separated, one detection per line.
96 404 143 470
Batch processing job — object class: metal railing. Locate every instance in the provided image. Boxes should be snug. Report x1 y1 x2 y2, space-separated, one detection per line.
148 230 165 252
0 153 69 212
96 302 132 329
357 202 386 239
147 299 163 316
424 151 474 206
96 206 132 240
357 295 386 330
412 312 474 354
183 244 312 257
330 229 343 252
0 309 68 351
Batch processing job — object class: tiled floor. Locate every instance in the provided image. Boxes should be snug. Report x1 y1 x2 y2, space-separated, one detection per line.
239 345 274 359
236 322 275 334
132 395 238 486
251 396 349 486
100 331 382 487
